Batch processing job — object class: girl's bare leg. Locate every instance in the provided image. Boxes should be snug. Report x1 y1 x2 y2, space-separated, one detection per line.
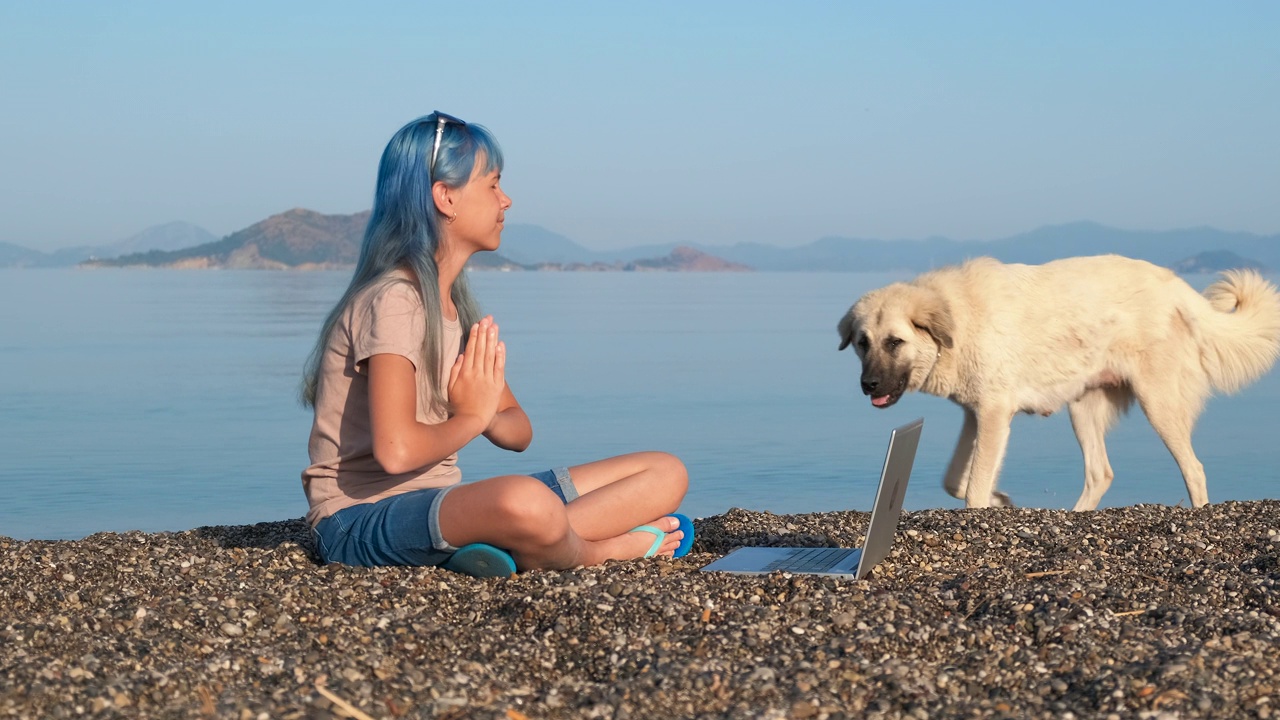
435 458 688 570
564 451 689 542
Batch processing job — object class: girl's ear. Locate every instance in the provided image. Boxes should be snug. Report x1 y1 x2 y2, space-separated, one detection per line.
432 181 453 218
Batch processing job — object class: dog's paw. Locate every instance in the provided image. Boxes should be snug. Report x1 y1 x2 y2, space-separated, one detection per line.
991 491 1015 508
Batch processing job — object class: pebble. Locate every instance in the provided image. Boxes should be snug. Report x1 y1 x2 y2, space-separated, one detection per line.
1 502 1279 718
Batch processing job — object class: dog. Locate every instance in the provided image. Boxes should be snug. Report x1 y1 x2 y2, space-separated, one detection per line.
837 255 1280 510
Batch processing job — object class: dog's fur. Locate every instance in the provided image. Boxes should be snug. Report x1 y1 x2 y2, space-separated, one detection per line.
837 255 1280 510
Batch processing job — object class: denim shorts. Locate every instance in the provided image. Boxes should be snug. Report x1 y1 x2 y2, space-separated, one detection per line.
312 467 579 567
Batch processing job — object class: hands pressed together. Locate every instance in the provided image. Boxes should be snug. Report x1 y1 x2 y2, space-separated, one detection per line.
448 315 507 431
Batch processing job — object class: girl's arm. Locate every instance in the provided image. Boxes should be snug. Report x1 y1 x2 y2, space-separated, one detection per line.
367 353 488 475
368 319 506 475
485 383 532 452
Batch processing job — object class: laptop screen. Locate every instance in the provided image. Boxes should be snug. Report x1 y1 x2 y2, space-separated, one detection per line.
855 417 923 577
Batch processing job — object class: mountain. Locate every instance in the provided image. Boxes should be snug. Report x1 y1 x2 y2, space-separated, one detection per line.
674 223 1278 273
1172 250 1268 274
13 210 1276 273
498 224 595 265
530 246 751 272
970 222 1278 268
626 246 751 271
84 208 533 271
81 209 750 272
1 221 217 268
87 209 371 269
0 242 47 268
102 221 217 257
496 225 747 268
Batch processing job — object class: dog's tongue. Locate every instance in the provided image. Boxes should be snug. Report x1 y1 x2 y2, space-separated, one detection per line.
871 395 892 407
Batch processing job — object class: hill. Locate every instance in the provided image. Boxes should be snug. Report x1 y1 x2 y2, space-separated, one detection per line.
0 242 46 268
628 246 751 272
9 211 1275 273
81 210 749 272
679 223 1277 273
1 221 216 268
496 224 596 265
85 209 369 269
530 246 751 272
1171 250 1268 274
477 222 1279 273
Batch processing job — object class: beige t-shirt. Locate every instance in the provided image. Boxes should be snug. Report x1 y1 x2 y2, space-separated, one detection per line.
302 270 463 526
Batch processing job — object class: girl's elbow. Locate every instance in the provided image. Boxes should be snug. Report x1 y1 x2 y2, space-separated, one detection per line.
513 426 533 452
492 432 532 453
488 419 532 452
373 444 416 476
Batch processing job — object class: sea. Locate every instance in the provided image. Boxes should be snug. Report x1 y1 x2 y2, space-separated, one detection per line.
2 268 1278 541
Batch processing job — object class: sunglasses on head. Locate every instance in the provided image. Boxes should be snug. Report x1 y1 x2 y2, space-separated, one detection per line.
429 111 466 179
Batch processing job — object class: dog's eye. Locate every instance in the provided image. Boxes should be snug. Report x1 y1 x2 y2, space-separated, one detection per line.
885 337 904 351
856 336 869 351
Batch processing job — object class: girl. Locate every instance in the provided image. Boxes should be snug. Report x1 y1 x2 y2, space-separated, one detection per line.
300 112 691 575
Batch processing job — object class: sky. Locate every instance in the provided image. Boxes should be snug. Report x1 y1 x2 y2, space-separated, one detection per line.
2 2 1278 252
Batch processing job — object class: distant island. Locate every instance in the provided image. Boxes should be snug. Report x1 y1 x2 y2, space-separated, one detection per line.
1171 250 1268 274
528 246 751 272
75 209 751 272
3 208 1276 273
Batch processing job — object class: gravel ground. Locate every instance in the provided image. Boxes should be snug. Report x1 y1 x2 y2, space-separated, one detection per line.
3 500 1280 719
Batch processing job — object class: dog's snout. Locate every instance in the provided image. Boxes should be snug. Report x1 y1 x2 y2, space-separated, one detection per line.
861 376 878 396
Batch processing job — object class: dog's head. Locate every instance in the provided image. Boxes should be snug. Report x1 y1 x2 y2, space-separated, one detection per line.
837 283 954 408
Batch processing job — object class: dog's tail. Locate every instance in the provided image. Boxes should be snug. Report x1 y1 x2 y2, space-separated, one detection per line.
1197 269 1280 395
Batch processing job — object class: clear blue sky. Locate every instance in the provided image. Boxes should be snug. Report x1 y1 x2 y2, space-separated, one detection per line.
2 1 1277 251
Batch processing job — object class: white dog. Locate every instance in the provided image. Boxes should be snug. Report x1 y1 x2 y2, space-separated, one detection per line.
838 255 1280 510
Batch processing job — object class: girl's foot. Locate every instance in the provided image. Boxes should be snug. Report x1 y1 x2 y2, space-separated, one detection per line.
614 515 684 559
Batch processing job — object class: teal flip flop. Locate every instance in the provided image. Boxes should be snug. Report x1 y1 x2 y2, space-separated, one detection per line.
631 514 696 559
671 513 695 558
629 525 667 558
442 543 517 578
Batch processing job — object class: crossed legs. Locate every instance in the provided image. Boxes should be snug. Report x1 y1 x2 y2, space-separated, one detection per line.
436 451 689 570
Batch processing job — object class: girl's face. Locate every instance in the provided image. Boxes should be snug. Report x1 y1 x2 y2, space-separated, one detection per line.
445 155 512 254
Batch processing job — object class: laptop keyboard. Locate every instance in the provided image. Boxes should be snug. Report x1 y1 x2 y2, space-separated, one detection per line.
763 547 859 573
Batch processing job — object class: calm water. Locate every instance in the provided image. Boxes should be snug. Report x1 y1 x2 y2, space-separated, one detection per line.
2 268 1278 540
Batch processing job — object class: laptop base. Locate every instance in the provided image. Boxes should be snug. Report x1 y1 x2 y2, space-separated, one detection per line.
697 417 923 580
700 546 864 578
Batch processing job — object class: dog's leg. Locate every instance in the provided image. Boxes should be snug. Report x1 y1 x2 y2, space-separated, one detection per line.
964 408 1015 508
943 407 977 500
1136 388 1210 508
1067 389 1120 511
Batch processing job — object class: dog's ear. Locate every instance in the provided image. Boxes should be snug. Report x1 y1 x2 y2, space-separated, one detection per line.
837 311 857 351
912 291 954 349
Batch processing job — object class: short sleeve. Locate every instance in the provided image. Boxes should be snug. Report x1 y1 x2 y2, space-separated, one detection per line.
350 280 427 374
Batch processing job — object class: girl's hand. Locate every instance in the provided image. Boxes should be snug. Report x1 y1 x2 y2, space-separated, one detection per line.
448 316 506 430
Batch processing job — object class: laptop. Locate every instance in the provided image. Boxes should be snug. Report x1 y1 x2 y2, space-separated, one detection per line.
699 417 923 579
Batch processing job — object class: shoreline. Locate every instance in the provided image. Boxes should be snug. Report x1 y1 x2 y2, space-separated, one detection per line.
3 501 1279 718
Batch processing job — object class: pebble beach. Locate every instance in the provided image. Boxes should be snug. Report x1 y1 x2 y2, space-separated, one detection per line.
3 501 1280 719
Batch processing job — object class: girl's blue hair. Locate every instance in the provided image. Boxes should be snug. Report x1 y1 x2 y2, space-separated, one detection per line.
302 113 504 411
362 115 504 275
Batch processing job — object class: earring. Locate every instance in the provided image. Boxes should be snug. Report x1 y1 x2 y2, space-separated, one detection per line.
447 213 456 225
